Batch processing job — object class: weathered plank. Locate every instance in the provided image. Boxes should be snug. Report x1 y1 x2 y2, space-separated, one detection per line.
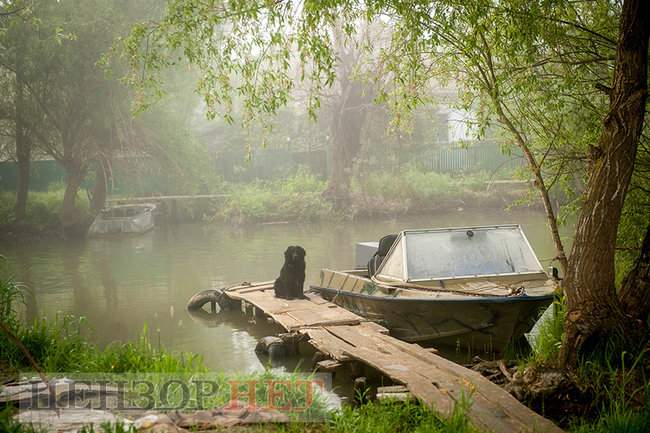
221 282 563 433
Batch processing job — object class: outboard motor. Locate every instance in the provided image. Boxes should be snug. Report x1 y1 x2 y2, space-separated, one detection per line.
367 234 398 277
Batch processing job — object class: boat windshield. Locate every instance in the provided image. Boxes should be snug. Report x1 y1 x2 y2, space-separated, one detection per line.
376 225 544 282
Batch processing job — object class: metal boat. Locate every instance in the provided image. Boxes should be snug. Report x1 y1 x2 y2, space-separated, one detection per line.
88 204 156 236
310 224 557 352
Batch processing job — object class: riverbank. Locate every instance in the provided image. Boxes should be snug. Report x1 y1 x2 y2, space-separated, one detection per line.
214 169 535 225
0 169 537 242
0 190 90 243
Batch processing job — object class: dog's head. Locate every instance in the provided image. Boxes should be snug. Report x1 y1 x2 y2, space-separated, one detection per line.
284 245 306 264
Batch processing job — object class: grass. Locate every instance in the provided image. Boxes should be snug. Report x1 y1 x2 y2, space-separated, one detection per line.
328 398 480 433
1 168 514 227
0 186 89 231
520 293 650 432
353 169 484 203
218 169 333 224
215 168 500 224
0 399 484 433
525 297 566 366
570 403 650 433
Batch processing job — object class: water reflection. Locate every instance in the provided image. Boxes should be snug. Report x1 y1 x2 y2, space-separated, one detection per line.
2 209 573 372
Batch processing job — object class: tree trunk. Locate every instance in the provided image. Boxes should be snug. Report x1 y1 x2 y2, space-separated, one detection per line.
560 0 650 368
323 78 371 205
90 161 108 214
496 107 568 275
14 34 30 223
60 159 87 237
15 140 31 222
619 223 650 324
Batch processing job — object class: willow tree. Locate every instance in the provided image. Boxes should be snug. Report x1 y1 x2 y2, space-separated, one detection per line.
126 0 649 366
0 1 34 223
125 4 391 202
559 0 649 365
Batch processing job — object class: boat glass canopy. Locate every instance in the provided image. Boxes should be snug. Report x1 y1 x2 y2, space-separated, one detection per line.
375 225 545 283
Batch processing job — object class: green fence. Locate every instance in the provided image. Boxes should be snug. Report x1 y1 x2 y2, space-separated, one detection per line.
418 142 523 174
0 159 66 191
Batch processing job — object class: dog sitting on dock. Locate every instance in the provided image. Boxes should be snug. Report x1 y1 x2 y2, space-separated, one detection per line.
274 246 306 299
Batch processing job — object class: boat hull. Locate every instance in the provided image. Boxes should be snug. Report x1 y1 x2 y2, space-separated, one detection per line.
311 285 552 353
88 204 155 237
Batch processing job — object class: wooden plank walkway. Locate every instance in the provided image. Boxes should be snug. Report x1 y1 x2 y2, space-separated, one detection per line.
107 194 229 204
223 282 563 433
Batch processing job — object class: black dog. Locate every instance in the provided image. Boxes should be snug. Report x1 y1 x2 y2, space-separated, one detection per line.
273 246 306 299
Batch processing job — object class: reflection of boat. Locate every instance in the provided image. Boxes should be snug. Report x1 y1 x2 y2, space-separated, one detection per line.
88 204 156 236
310 225 557 352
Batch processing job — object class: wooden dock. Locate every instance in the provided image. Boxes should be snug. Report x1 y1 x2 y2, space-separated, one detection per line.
107 194 229 205
222 282 563 433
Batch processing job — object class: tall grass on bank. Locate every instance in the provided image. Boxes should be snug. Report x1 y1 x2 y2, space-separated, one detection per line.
526 297 567 366
522 294 650 432
330 398 480 433
219 169 333 224
216 168 494 224
0 187 89 229
353 169 487 204
1 168 503 227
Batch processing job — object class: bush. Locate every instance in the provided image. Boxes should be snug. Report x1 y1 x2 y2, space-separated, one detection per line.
354 167 489 203
0 187 89 229
219 169 332 224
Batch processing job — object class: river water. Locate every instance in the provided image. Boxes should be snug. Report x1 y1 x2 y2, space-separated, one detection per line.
2 209 570 374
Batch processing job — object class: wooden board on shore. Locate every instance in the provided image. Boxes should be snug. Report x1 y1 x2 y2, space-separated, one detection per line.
107 194 229 204
222 282 563 433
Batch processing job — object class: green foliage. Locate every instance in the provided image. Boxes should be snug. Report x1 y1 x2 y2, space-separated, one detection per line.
4 317 206 374
219 169 333 224
526 298 567 366
329 398 481 433
78 422 134 433
355 168 488 204
0 189 89 228
570 403 650 433
216 168 497 224
570 352 650 433
0 408 44 433
615 166 650 286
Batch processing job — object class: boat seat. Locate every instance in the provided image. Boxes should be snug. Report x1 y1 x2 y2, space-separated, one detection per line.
367 234 398 276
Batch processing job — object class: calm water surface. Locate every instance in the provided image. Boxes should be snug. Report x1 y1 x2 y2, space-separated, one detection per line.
3 209 571 373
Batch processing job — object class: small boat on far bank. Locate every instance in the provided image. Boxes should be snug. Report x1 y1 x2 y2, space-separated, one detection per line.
310 224 557 353
88 204 156 237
